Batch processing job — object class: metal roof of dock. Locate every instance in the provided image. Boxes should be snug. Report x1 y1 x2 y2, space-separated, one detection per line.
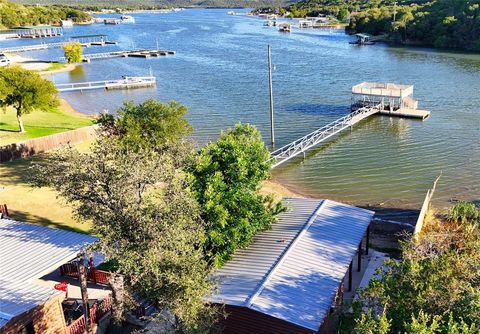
208 198 374 331
352 82 414 98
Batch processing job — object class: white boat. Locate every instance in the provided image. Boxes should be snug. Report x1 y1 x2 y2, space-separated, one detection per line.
227 11 236 15
61 19 74 28
279 23 292 33
121 15 135 24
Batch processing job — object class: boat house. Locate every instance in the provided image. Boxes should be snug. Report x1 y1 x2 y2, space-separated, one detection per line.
208 198 374 334
351 82 430 119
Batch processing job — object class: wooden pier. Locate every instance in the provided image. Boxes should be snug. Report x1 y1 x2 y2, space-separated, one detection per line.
0 40 117 54
59 49 176 62
0 26 63 39
55 76 156 92
269 82 430 168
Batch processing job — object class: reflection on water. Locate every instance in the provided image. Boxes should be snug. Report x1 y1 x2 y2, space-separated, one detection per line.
11 8 478 209
68 65 87 80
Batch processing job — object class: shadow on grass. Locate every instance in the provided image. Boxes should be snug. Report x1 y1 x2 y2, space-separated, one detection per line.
9 210 91 235
0 154 47 185
0 128 20 133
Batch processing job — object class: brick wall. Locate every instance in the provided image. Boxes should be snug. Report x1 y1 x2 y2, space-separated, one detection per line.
1 295 68 334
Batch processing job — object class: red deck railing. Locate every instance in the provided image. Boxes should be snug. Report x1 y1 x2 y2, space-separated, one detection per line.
67 315 86 334
60 262 112 285
60 262 79 278
66 295 112 334
97 295 112 320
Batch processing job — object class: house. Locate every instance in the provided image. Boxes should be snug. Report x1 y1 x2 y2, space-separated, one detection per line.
0 218 106 334
208 198 374 334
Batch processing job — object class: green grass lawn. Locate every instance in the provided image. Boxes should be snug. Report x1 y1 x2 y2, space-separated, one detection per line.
0 105 94 146
0 141 94 234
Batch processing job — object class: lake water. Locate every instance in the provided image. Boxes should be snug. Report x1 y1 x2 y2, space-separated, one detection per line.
5 9 479 210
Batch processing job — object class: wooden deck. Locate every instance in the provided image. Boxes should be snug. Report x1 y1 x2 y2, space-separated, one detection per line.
71 49 176 62
0 40 117 53
378 108 430 120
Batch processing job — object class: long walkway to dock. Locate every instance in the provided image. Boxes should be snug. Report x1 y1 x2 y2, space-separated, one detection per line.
1 40 117 53
58 49 176 62
269 105 381 168
55 76 156 92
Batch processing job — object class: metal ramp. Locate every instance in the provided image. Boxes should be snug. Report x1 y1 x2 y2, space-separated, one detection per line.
55 76 156 92
268 105 381 168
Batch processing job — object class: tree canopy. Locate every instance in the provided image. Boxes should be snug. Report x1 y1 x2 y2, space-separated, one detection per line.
0 66 58 133
30 101 219 333
0 0 91 28
99 99 192 153
63 42 82 63
189 123 284 267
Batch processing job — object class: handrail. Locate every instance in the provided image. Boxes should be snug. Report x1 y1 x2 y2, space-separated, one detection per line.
269 105 380 168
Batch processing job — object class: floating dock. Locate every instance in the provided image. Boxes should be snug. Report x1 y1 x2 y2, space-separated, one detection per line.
0 39 117 53
0 26 63 39
269 82 430 168
55 76 156 92
68 49 176 62
351 82 430 120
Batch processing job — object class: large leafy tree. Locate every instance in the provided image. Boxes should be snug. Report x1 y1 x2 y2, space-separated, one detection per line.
0 66 58 133
99 99 192 153
189 123 284 267
30 101 218 333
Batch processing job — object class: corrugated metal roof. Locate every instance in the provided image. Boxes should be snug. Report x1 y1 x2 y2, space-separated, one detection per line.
208 198 374 331
0 218 98 327
0 218 98 283
0 279 63 323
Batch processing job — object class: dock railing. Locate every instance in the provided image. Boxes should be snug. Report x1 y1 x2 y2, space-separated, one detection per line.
55 76 156 92
269 104 381 168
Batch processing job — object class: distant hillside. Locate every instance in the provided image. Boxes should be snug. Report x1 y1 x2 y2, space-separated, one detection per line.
12 0 294 8
0 0 91 29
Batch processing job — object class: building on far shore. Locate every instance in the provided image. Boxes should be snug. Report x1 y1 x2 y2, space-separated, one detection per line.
208 198 374 334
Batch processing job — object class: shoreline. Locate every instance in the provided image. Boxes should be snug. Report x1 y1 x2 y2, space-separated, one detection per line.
265 178 421 225
6 52 77 76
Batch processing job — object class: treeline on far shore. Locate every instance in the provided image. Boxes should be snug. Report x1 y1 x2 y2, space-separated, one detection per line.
262 0 480 51
0 0 91 28
11 0 287 10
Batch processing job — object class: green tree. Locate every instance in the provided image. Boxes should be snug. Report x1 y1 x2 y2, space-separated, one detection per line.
30 101 219 333
99 99 192 153
63 42 83 63
0 66 58 133
189 123 284 267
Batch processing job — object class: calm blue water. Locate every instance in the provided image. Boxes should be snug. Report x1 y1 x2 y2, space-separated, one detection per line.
5 9 480 209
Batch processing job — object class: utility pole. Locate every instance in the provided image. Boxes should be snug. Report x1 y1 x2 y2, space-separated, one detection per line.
268 45 275 147
393 1 397 24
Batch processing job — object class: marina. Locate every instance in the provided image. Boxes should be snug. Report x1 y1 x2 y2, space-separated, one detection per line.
55 76 156 92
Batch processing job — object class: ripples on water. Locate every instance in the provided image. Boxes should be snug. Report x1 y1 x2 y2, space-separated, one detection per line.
7 9 478 209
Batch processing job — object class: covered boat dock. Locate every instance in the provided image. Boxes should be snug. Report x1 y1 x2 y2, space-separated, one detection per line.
351 82 430 120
